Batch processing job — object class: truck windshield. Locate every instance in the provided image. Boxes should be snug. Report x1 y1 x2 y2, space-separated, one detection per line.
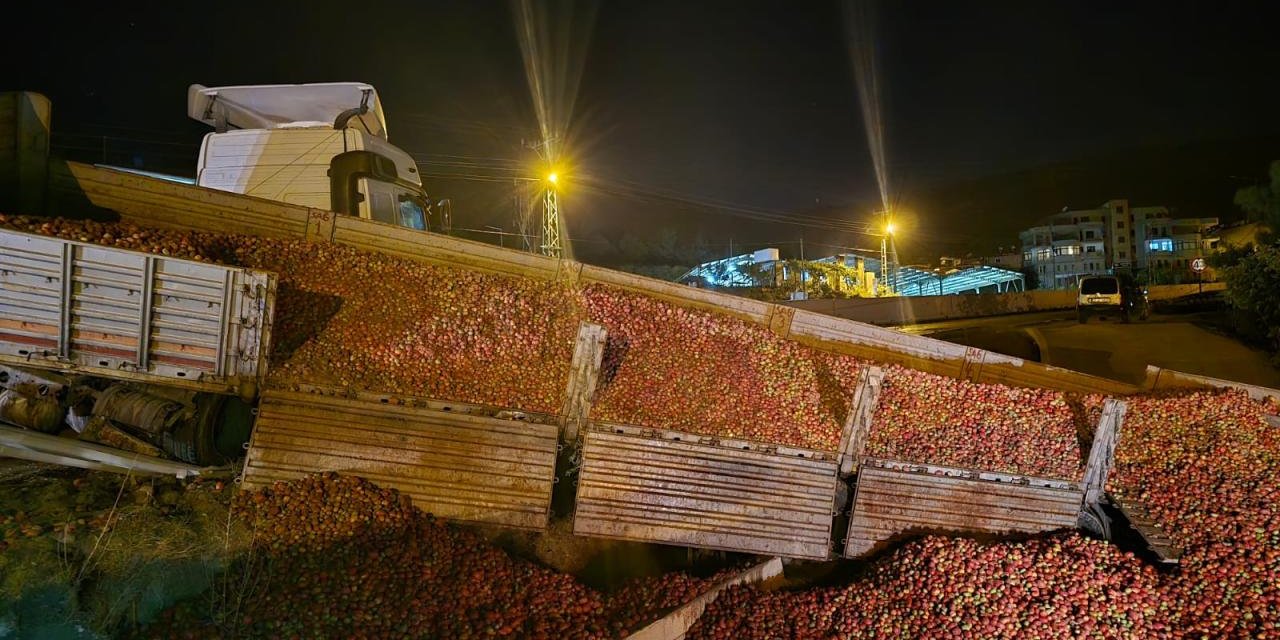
397 196 427 231
1080 278 1118 295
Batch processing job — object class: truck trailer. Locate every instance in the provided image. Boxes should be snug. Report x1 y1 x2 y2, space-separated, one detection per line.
3 87 1264 562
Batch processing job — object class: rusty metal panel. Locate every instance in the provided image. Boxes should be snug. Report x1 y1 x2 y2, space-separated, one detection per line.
574 424 840 560
0 228 274 395
844 459 1083 558
242 390 560 530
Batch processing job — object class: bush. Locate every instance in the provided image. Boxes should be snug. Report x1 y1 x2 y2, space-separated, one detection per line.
1222 245 1280 352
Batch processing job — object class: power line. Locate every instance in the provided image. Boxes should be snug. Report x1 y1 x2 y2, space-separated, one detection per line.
575 178 880 236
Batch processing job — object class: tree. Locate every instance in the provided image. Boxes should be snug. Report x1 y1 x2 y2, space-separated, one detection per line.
1222 246 1280 352
1234 160 1280 231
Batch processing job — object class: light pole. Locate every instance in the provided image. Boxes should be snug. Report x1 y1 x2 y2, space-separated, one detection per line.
524 138 564 259
541 171 561 258
879 211 897 295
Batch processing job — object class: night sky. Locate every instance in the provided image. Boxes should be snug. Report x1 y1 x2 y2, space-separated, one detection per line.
5 1 1278 263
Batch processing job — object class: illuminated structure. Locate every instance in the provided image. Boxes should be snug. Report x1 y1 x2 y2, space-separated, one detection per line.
680 248 1024 297
680 249 782 287
892 265 1025 296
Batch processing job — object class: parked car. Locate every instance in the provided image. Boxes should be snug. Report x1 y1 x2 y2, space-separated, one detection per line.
1077 275 1149 323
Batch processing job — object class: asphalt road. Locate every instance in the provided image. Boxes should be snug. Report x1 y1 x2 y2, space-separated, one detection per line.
900 311 1280 388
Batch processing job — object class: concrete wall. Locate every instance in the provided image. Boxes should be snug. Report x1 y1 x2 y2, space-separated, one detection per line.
785 283 1225 326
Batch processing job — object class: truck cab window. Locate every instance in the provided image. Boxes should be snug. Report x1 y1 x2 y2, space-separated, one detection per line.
370 190 397 225
397 193 428 231
357 178 398 225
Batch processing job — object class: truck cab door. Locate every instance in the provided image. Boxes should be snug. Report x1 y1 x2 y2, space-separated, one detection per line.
355 177 398 225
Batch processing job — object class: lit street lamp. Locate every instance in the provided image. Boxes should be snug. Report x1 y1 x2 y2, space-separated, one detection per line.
878 211 898 295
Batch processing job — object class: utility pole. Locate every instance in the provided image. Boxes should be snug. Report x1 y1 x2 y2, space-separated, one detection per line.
799 236 807 297
513 180 536 253
879 210 892 295
524 138 562 258
541 180 561 258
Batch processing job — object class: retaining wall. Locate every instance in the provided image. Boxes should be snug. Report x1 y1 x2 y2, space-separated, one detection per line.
785 283 1224 326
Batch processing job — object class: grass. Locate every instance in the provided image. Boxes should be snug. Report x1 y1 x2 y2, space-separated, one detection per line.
0 462 251 638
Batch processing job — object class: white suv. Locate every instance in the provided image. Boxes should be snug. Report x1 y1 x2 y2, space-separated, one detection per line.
1077 276 1149 323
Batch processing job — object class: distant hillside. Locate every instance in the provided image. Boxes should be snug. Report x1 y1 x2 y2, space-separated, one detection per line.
894 135 1280 261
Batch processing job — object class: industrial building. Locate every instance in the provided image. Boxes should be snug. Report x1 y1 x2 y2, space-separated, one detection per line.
680 248 1025 298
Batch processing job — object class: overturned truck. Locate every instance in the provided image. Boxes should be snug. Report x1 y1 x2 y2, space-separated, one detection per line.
3 156 1269 562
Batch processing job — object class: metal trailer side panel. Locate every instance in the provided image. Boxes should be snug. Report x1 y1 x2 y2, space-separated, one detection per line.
1142 365 1280 405
241 391 560 530
844 460 1083 558
787 309 1137 395
574 425 840 560
53 162 1136 397
52 161 312 240
578 263 775 325
624 557 784 640
331 213 561 281
0 229 274 394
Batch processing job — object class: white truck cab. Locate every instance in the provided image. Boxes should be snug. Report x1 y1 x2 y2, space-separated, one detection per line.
188 83 431 230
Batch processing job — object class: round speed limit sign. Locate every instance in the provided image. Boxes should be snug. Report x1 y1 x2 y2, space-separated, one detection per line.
1192 258 1206 272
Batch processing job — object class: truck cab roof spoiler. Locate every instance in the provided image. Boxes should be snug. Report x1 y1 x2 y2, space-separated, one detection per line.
187 82 388 139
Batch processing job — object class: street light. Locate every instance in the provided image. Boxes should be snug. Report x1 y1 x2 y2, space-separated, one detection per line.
877 211 898 295
541 169 563 258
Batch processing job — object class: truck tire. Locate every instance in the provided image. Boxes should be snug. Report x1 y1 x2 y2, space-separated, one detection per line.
159 395 255 465
1077 310 1088 324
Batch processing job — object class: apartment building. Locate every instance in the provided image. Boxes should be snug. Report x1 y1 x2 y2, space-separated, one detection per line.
1019 199 1218 289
